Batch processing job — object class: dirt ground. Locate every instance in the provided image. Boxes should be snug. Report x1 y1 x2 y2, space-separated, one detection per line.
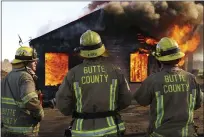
39 104 204 137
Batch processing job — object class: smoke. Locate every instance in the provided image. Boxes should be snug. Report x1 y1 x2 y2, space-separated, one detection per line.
88 1 203 38
88 1 108 11
36 19 74 37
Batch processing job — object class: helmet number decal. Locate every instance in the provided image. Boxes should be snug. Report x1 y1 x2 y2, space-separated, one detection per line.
88 53 97 57
16 49 29 56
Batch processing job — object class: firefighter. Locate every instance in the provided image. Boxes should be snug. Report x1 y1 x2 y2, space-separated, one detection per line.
1 46 44 137
55 30 132 137
133 37 203 137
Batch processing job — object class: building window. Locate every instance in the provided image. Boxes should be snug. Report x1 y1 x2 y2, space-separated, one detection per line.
130 52 148 82
45 53 69 86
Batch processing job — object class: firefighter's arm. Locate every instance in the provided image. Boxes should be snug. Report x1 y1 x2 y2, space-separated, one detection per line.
56 71 74 116
116 68 132 111
194 82 203 110
20 73 44 122
133 77 153 106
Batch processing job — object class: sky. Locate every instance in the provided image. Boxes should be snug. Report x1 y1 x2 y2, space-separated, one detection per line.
1 1 91 61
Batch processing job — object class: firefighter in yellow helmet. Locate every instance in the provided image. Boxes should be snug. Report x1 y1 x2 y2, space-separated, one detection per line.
1 46 44 137
56 30 132 137
133 37 203 137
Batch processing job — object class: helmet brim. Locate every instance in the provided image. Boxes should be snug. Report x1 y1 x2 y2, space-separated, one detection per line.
79 44 106 58
11 58 39 64
155 52 185 61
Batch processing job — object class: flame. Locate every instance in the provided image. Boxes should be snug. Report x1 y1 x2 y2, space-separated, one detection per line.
137 24 200 67
178 58 185 66
169 24 200 53
137 33 158 45
45 53 69 86
169 24 200 66
130 52 148 82
145 38 158 45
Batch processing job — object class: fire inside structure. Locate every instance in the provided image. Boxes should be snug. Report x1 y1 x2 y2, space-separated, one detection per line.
129 24 201 82
29 9 202 100
130 52 148 82
45 53 69 86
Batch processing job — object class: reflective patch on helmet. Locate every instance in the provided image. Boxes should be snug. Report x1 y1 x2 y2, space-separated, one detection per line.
88 53 97 57
16 50 29 56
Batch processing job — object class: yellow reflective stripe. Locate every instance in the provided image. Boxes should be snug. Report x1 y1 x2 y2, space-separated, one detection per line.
3 124 39 133
109 79 117 111
151 132 163 137
112 79 117 110
107 79 117 127
22 92 38 104
76 119 83 131
73 82 83 131
38 109 44 117
1 97 24 107
182 89 196 137
73 82 82 112
190 90 196 123
106 117 112 127
72 122 125 136
106 117 115 127
109 84 113 110
155 91 164 129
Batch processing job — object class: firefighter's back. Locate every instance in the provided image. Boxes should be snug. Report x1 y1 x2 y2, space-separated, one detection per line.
56 30 132 137
1 70 39 136
70 58 130 136
149 68 200 137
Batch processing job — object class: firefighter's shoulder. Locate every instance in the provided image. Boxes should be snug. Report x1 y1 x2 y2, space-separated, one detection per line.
69 63 84 72
64 63 82 78
143 72 160 83
20 71 34 80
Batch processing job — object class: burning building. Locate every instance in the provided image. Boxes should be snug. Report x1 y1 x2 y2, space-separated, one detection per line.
30 2 203 100
29 9 156 100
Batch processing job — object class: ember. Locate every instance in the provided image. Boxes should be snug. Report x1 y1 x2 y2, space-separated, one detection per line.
130 52 148 82
45 53 69 86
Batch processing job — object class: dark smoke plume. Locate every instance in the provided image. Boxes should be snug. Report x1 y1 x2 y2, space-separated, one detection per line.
88 1 203 38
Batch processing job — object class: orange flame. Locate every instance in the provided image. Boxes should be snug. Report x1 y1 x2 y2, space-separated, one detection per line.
137 33 158 45
169 24 200 53
130 52 148 82
45 53 69 86
169 24 200 66
137 24 200 66
145 38 158 45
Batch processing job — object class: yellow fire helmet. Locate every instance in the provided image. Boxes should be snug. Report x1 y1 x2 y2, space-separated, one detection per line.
152 37 185 61
11 46 38 64
79 30 108 58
